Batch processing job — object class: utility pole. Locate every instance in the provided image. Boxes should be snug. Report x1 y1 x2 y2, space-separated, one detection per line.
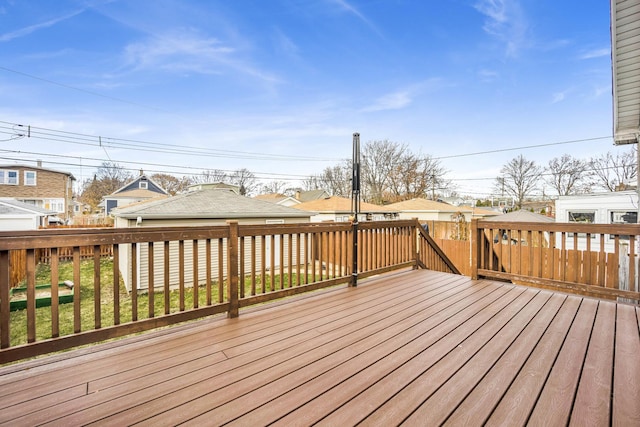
351 132 361 287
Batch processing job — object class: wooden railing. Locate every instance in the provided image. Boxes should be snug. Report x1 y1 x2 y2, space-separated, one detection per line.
0 219 454 363
471 219 640 302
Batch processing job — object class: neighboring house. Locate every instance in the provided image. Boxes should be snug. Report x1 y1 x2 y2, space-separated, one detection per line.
521 199 555 217
112 189 312 291
294 189 330 202
103 174 168 216
0 198 55 230
0 163 75 222
555 190 638 252
555 191 637 225
384 198 497 222
292 196 397 222
254 193 300 207
482 210 554 245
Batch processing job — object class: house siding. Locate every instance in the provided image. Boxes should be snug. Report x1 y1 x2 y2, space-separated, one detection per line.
116 217 309 291
0 166 74 220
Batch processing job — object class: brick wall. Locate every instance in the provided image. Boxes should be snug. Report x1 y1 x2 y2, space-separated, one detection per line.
0 165 74 219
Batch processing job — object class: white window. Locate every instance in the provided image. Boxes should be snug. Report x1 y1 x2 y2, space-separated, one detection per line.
139 181 148 189
43 199 65 213
567 211 596 239
0 169 18 185
24 171 36 186
567 211 595 223
610 211 637 240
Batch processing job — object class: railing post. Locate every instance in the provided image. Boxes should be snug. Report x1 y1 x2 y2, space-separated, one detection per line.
0 250 9 349
412 218 419 269
471 218 479 280
351 219 358 287
227 220 239 318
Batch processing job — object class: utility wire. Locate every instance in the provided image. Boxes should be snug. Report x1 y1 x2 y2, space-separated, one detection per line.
0 120 344 162
0 66 170 113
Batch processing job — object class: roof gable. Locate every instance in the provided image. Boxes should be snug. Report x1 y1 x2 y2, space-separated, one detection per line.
112 175 168 196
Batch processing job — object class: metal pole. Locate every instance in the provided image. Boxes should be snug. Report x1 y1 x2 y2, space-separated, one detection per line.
351 132 361 287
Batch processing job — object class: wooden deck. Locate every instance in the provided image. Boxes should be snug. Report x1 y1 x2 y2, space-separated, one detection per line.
0 269 638 426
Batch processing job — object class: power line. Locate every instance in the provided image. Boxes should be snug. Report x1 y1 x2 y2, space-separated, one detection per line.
433 136 612 160
0 120 345 162
0 152 311 181
0 66 170 113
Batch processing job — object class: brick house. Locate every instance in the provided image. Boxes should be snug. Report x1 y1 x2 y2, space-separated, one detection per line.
0 163 75 222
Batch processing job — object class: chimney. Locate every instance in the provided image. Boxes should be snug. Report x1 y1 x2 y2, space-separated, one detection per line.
295 190 301 200
139 169 144 176
37 159 42 168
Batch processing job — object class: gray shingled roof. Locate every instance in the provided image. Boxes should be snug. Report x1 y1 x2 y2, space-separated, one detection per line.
113 189 312 219
0 199 54 215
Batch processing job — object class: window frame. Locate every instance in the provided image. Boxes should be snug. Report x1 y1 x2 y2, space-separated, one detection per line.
24 170 37 186
0 169 19 185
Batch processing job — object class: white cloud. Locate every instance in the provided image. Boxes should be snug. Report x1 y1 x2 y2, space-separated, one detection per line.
122 29 279 83
124 30 234 71
362 79 444 112
579 48 610 60
0 9 85 42
362 91 412 112
551 91 566 104
478 69 499 82
327 0 383 38
474 0 528 57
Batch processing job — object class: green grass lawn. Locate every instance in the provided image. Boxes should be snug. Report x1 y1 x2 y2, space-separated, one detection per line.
9 257 320 347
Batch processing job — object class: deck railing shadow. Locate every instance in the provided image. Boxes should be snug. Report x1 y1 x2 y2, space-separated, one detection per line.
0 219 456 363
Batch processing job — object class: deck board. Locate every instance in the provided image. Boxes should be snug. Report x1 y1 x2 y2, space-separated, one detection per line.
0 269 638 426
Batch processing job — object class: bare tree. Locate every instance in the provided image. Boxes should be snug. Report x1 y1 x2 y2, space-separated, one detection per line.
495 155 543 209
309 161 351 197
192 169 228 184
150 173 191 195
546 154 591 196
260 180 288 195
589 147 637 191
361 140 408 204
301 175 323 191
229 168 258 196
79 161 132 211
387 153 450 201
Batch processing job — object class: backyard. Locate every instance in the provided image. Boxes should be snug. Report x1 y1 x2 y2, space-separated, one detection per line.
8 256 301 348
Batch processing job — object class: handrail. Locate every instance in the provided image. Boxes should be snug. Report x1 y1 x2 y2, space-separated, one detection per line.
0 219 455 363
471 218 640 302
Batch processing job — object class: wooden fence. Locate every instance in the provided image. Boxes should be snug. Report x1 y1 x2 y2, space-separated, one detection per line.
0 219 456 363
9 245 114 287
471 219 640 302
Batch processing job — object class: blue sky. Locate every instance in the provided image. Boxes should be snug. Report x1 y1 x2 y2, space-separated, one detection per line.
0 0 620 197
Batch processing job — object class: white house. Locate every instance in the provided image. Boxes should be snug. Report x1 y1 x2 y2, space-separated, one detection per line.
292 196 397 223
555 190 638 252
384 198 497 222
0 198 55 230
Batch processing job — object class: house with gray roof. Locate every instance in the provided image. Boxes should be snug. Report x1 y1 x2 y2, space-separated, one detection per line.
112 189 312 291
0 198 55 230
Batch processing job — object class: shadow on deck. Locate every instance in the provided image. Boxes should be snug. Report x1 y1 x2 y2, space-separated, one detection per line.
0 269 638 425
